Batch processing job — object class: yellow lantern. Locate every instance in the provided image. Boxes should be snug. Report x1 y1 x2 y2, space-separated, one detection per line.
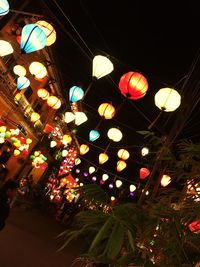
98 103 115 119
92 55 114 80
62 134 72 145
26 138 32 144
31 112 40 122
13 149 20 156
37 88 50 100
13 65 26 76
161 174 171 187
79 144 89 155
0 40 13 56
29 61 47 79
36 20 56 46
14 92 22 103
75 158 81 165
117 149 130 160
116 160 126 172
47 96 61 109
0 126 6 133
154 88 181 112
99 153 109 164
107 128 123 142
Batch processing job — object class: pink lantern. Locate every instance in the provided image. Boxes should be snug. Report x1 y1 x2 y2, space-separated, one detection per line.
119 72 148 100
140 167 150 180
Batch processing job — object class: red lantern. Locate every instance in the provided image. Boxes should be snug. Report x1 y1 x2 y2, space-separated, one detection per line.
43 123 54 134
119 72 148 100
140 167 150 180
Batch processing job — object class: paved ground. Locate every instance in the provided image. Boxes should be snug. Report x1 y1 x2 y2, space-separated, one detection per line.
0 202 84 267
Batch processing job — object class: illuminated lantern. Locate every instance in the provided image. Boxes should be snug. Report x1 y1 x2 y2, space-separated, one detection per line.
13 149 20 156
0 126 6 133
102 174 109 181
161 174 171 187
64 112 75 124
13 65 26 76
141 147 149 156
117 149 130 160
43 123 54 134
20 24 47 54
62 134 72 145
115 179 123 188
31 112 40 122
37 88 50 100
0 40 13 56
74 112 88 126
189 220 200 233
89 166 96 174
89 130 100 142
47 96 61 109
17 76 30 90
79 144 89 155
69 86 84 102
98 103 115 119
117 160 126 172
50 140 57 148
130 184 136 192
75 158 81 165
61 149 68 157
92 55 114 80
0 0 9 16
35 20 56 46
29 61 47 79
0 137 4 143
26 138 32 145
140 167 150 180
119 72 148 100
154 88 181 112
107 127 123 142
99 153 109 164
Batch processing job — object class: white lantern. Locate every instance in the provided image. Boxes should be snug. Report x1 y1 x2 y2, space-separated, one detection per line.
107 128 123 142
0 40 13 56
154 88 181 112
115 179 123 188
89 166 96 174
92 55 114 80
74 112 88 126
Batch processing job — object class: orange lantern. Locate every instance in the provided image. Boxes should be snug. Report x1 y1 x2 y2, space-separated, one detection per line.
99 153 109 164
43 123 54 133
117 149 130 160
31 112 40 122
47 96 61 109
119 72 148 100
116 160 126 172
140 167 150 180
37 88 50 100
98 103 115 119
36 20 56 46
79 144 89 155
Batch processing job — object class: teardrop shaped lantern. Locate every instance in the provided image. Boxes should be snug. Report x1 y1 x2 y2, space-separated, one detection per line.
75 158 81 165
29 61 47 79
37 88 50 100
89 166 96 174
74 112 88 126
99 153 109 165
31 112 40 122
115 179 123 188
62 134 72 145
130 184 136 192
154 88 181 112
107 128 123 142
47 96 61 109
102 174 109 181
161 174 171 187
50 140 57 148
116 160 126 172
92 55 114 80
20 24 47 54
140 167 150 180
89 130 100 142
79 144 89 155
117 149 130 160
69 86 84 102
17 76 30 90
0 0 9 16
119 72 148 100
13 65 26 76
0 40 13 56
98 103 115 119
35 20 56 46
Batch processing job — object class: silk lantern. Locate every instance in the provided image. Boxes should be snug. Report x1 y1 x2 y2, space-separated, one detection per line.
107 127 123 142
79 144 89 155
17 76 30 90
20 24 47 54
13 65 26 76
47 96 61 109
43 123 54 134
0 40 13 56
92 55 114 80
64 112 75 124
74 112 88 126
98 103 115 119
119 72 148 100
69 86 84 102
35 20 56 46
99 153 109 165
31 112 40 122
117 149 130 160
140 167 150 180
0 0 9 16
161 174 171 187
115 179 123 188
154 88 181 112
37 88 49 100
117 160 126 172
89 130 100 142
29 61 47 79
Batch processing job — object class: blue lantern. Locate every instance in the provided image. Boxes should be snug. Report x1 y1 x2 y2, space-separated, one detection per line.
20 24 47 54
17 76 30 90
89 130 100 142
0 0 9 16
69 86 84 102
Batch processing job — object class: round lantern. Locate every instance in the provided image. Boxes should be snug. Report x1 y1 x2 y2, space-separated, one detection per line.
141 147 149 156
161 174 171 187
20 24 47 54
17 76 30 90
69 86 84 102
0 0 9 16
115 179 123 188
79 144 89 155
154 88 181 112
37 88 50 100
0 40 13 56
107 127 123 142
102 174 109 181
31 112 40 122
99 153 109 165
47 96 61 109
130 184 136 192
35 20 56 46
98 103 115 119
13 65 26 76
92 55 114 80
119 72 148 100
117 160 126 172
62 134 72 145
117 149 130 160
29 61 47 79
140 167 150 180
